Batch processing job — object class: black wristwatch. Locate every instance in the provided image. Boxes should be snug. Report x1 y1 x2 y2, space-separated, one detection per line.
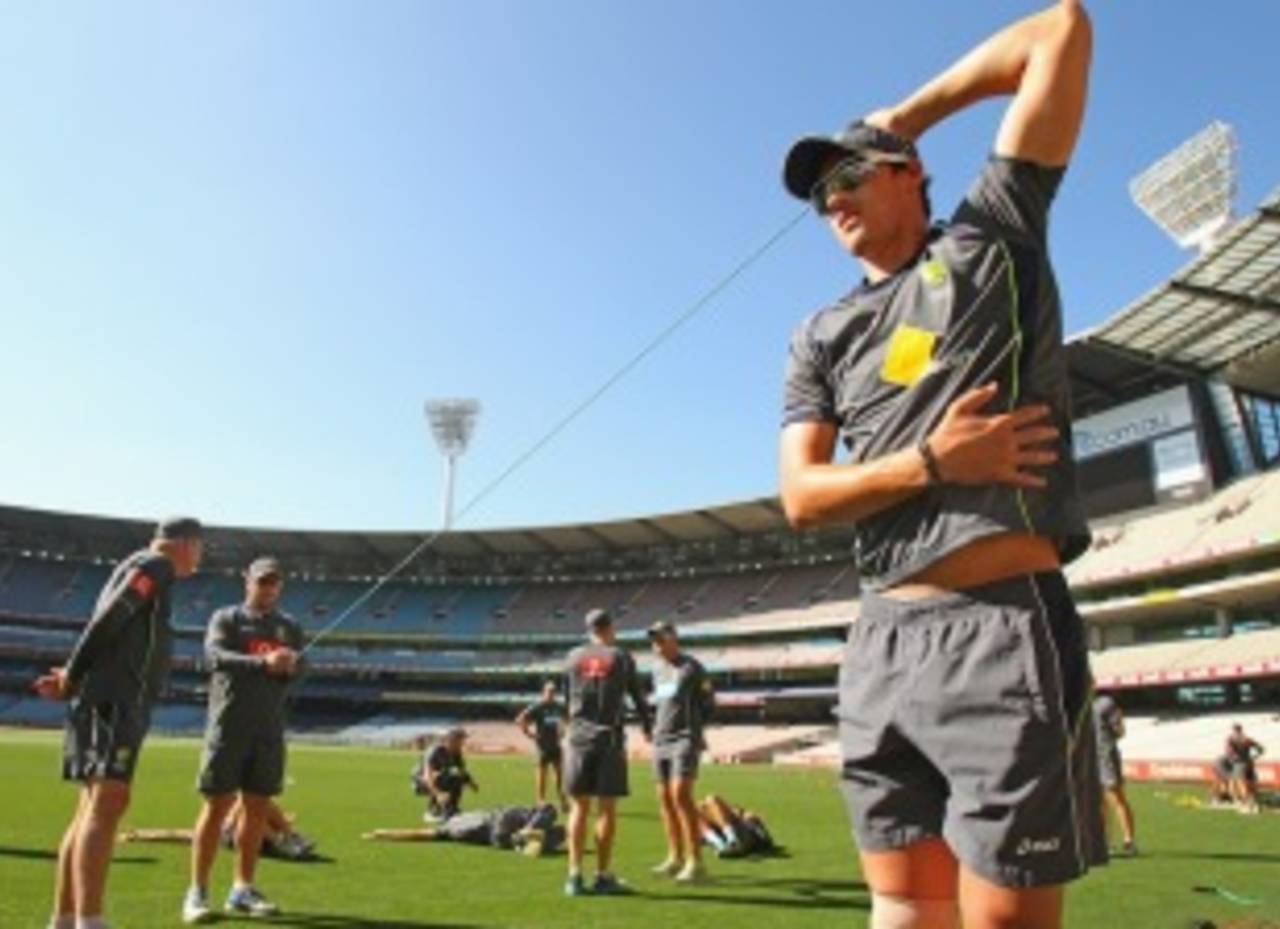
917 437 944 485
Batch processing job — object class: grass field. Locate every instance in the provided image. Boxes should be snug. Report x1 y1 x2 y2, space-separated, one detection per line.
2 728 1277 929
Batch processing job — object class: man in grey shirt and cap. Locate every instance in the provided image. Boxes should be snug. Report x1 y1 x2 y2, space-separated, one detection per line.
778 3 1103 927
35 516 203 929
647 620 714 884
561 608 651 897
183 557 303 924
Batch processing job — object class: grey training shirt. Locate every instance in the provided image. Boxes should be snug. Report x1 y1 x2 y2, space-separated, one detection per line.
782 156 1091 590
66 550 176 711
651 652 713 750
204 605 304 739
1092 694 1122 755
522 700 564 754
564 642 651 748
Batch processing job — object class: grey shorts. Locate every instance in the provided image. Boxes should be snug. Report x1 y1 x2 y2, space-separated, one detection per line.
63 699 151 784
198 731 286 797
1098 746 1123 789
653 743 700 782
838 571 1107 888
564 740 628 798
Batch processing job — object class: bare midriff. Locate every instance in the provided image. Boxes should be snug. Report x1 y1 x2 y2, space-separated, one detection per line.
883 531 1060 599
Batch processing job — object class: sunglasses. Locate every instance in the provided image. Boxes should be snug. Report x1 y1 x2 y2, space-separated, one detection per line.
810 153 911 215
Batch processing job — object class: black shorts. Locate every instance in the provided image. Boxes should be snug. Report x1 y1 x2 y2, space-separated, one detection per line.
537 744 563 765
564 741 628 798
63 699 150 784
839 571 1107 888
198 732 286 797
653 743 700 782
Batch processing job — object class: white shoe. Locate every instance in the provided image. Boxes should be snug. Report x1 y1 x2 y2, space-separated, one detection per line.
675 860 709 884
182 887 213 924
651 857 682 877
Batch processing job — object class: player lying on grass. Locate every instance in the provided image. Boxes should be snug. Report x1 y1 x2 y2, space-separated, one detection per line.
697 794 776 859
118 797 318 861
362 803 564 856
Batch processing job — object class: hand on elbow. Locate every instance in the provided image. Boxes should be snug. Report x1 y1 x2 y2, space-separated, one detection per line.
929 385 1060 489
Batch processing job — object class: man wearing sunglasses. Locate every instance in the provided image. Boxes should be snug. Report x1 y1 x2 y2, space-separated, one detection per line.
183 557 304 924
779 3 1102 928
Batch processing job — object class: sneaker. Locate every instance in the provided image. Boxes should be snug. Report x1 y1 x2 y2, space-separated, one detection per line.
225 885 280 917
563 873 589 897
675 860 708 884
182 887 213 924
1121 840 1140 857
591 873 632 896
651 857 682 877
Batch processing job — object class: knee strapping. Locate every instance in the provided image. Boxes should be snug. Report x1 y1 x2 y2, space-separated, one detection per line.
870 893 959 929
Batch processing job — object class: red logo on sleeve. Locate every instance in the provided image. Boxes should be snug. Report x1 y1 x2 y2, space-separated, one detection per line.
128 571 155 599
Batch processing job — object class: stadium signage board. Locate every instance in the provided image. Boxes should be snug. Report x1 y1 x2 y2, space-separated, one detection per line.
1071 386 1195 461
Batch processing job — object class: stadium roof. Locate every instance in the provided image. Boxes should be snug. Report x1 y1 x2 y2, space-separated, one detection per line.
1068 185 1280 414
0 497 799 572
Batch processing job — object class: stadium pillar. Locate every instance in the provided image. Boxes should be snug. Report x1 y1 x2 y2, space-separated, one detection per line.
1215 606 1234 638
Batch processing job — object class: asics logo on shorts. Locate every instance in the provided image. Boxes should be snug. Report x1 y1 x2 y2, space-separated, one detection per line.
1015 836 1061 857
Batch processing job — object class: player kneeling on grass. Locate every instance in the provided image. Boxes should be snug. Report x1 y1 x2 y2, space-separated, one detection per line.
36 516 203 929
647 621 715 884
363 803 564 856
562 608 652 897
413 727 479 822
697 794 776 859
183 557 304 924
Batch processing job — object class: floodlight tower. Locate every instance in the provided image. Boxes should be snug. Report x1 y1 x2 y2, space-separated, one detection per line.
425 398 481 530
1129 121 1239 254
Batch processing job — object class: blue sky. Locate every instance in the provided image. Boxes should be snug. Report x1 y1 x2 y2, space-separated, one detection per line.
2 1 1277 533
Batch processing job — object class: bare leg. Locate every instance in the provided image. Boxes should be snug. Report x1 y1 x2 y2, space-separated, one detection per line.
567 796 591 876
191 793 237 892
860 838 959 929
235 793 270 888
1105 787 1135 845
672 778 702 864
553 759 567 809
960 864 1061 929
656 782 683 863
72 779 131 919
595 798 618 875
52 789 90 923
535 761 548 805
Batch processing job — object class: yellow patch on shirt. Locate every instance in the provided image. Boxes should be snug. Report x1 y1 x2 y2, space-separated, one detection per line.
881 324 937 387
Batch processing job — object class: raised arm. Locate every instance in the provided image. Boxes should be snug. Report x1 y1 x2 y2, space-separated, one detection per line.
869 1 1092 166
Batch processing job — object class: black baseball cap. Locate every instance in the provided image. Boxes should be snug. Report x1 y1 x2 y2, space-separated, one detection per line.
584 608 613 630
247 557 283 580
783 120 919 201
647 620 677 641
154 516 203 542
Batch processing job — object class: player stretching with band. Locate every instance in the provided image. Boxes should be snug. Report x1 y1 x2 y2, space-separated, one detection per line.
36 517 204 929
183 557 304 923
778 3 1103 927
